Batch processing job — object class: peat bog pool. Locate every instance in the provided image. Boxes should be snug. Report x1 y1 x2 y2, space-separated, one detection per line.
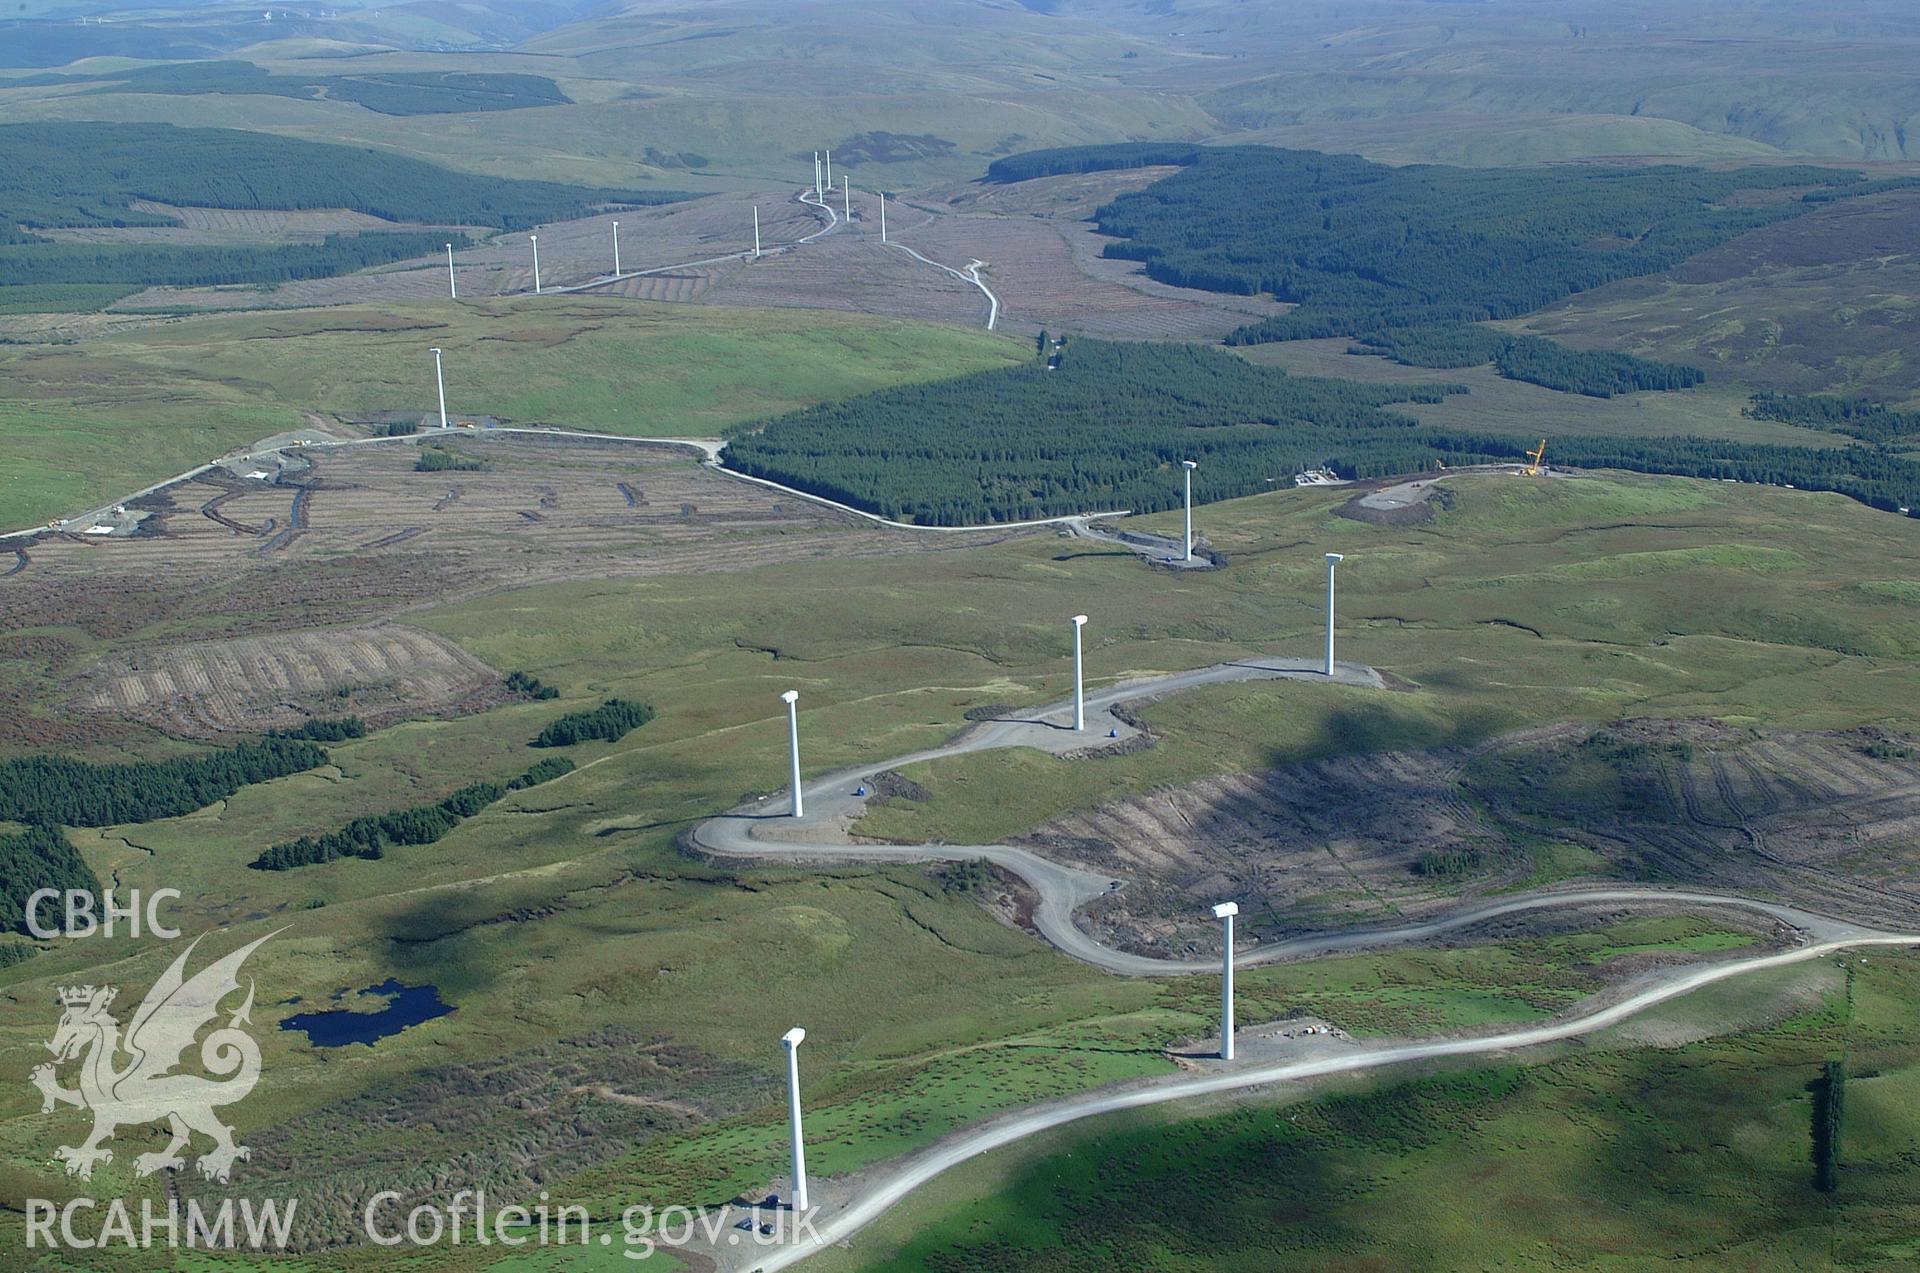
280 979 454 1047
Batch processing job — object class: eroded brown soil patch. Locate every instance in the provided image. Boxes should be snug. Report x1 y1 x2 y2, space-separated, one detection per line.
1020 719 1920 956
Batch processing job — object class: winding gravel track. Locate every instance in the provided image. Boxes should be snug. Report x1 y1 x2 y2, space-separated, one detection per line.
693 657 1393 973
551 188 844 295
692 659 1897 973
743 930 1915 1272
21 184 1905 1264
684 659 1920 1268
883 240 1000 330
4 186 1012 540
0 425 1128 544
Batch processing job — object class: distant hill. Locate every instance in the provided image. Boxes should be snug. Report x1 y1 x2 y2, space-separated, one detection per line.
13 62 572 116
0 122 687 290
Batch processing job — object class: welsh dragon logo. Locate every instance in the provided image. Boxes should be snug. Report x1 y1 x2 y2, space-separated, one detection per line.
31 932 275 1183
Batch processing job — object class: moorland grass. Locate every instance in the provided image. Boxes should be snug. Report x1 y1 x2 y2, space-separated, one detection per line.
0 397 301 531
553 913 1766 1217
1520 234 1920 404
0 297 1025 527
0 283 140 314
825 951 1920 1272
1 469 1916 1257
850 473 1920 846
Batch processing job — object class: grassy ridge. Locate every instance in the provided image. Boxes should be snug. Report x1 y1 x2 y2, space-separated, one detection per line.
250 757 574 870
0 122 675 237
1196 27 1920 163
831 952 1920 1272
580 915 1763 1216
0 121 684 293
853 472 1920 845
0 299 1026 528
15 63 572 117
1515 204 1920 405
0 470 1915 1247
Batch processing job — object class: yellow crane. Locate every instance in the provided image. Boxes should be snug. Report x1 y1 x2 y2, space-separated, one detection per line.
1524 438 1548 476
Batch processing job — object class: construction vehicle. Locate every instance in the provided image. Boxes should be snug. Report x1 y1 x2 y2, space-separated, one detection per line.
1523 438 1548 476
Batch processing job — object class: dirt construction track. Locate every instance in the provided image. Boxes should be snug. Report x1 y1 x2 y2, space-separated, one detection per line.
680 657 1920 1272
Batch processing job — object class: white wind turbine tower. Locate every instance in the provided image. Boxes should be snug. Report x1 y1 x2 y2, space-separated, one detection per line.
1324 552 1344 676
1070 614 1089 731
1212 902 1238 1060
825 148 833 192
1181 459 1198 562
879 190 887 243
611 219 621 276
444 242 457 299
529 234 542 294
753 206 761 258
429 347 448 429
780 689 803 817
843 176 851 221
781 1028 811 1214
814 152 822 200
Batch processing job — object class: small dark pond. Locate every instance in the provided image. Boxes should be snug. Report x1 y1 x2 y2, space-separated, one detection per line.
280 979 453 1047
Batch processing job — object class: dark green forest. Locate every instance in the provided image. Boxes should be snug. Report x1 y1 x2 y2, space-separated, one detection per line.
1348 326 1705 397
1496 434 1920 515
985 143 1205 182
530 699 656 748
0 825 100 936
512 757 577 787
506 671 561 701
0 738 328 827
1491 336 1702 397
249 758 573 870
725 339 1920 524
991 143 1866 341
0 232 471 289
0 283 138 314
723 340 1465 523
269 717 367 742
1815 1059 1846 1193
0 123 683 290
0 735 340 927
328 72 567 116
0 123 674 234
13 62 572 116
1747 392 1920 445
